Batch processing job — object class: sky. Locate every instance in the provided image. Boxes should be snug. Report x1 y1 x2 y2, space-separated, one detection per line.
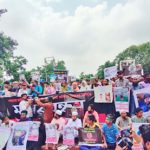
0 0 150 77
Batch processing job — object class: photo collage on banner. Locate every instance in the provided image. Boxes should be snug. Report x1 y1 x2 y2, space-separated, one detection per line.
6 122 30 150
133 87 150 117
94 85 113 103
63 127 75 146
78 128 103 146
114 87 130 112
28 121 40 141
104 66 117 79
45 123 59 144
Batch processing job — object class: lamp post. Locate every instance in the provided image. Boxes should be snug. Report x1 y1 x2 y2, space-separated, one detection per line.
44 57 55 82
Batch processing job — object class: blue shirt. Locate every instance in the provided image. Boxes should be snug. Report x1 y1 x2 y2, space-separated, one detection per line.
102 123 119 144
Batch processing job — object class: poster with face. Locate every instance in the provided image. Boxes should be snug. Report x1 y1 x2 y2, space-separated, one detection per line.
114 87 130 112
45 123 59 144
133 87 150 117
6 122 30 150
63 127 75 145
0 127 11 149
78 128 102 146
28 121 40 141
94 85 113 103
104 66 117 79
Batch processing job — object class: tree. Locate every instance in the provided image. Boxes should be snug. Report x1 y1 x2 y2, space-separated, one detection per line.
79 72 94 80
96 61 115 79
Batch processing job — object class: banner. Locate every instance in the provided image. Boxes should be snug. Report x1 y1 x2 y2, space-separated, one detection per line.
63 127 74 145
78 128 103 146
0 91 93 119
54 70 68 82
0 127 11 149
6 122 30 150
114 87 130 112
133 87 150 117
94 85 113 103
104 66 117 79
28 121 40 141
45 124 59 144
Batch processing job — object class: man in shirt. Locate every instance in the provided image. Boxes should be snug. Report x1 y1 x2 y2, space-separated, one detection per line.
102 114 120 150
66 111 82 137
115 71 130 87
35 96 54 123
19 93 33 118
132 107 147 123
115 110 132 131
19 110 31 122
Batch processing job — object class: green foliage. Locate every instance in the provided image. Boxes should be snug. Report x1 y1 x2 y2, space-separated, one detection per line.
96 42 150 78
79 72 94 80
96 61 115 79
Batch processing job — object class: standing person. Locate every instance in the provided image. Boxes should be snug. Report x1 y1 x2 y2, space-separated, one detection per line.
19 93 33 118
35 97 54 123
83 104 99 127
61 82 68 93
51 110 66 133
132 107 147 123
11 81 20 94
17 82 31 97
19 110 31 122
91 78 100 89
115 71 130 87
43 82 50 95
80 80 90 91
72 82 79 92
30 80 43 97
139 74 150 88
115 111 132 131
101 79 109 86
102 114 120 150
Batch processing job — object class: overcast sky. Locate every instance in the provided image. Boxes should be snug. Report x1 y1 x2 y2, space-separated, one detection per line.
0 0 150 77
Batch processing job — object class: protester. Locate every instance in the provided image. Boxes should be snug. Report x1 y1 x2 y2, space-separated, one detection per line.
72 82 79 92
80 115 106 150
43 82 50 94
90 78 100 89
3 81 16 96
61 82 68 92
35 96 54 123
131 107 147 123
80 80 90 91
51 110 66 133
11 81 20 93
115 71 130 87
48 82 56 94
17 82 31 97
115 111 132 131
130 76 143 90
19 93 33 118
19 110 31 122
101 79 109 86
83 104 99 127
66 111 82 138
102 114 120 150
30 80 43 97
0 115 14 127
139 74 150 88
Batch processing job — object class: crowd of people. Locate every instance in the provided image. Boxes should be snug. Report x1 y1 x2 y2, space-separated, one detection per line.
0 71 150 150
0 71 150 97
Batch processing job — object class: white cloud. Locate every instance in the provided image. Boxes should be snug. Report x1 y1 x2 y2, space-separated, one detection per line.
0 0 150 77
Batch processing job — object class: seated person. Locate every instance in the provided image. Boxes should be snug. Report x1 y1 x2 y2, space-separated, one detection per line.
115 110 132 131
83 104 99 127
102 114 120 150
80 115 106 150
132 107 147 123
51 110 66 134
66 111 82 138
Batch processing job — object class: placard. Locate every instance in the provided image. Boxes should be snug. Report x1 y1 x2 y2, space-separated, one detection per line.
104 66 117 79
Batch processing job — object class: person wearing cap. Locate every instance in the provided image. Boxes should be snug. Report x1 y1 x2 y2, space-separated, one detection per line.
19 93 33 118
83 104 99 127
131 107 147 123
80 80 90 91
115 71 130 87
115 111 132 131
51 110 66 133
35 97 54 123
17 82 31 97
102 114 120 149
66 111 82 137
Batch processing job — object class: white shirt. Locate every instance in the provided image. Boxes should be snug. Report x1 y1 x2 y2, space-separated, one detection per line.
19 100 33 118
66 118 82 137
